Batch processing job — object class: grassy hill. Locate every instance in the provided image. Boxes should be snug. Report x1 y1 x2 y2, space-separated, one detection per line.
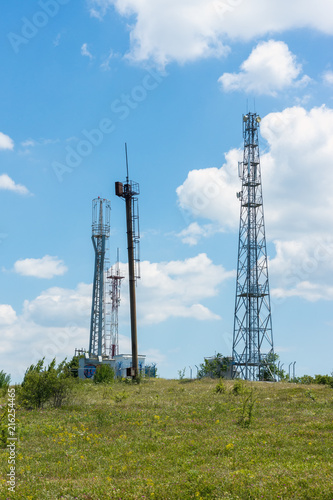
1 378 332 499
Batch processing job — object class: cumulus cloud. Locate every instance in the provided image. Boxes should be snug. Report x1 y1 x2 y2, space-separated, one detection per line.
88 0 333 66
219 40 307 96
177 222 224 246
23 283 92 327
176 148 241 230
0 253 234 381
0 132 14 151
133 254 234 324
0 174 30 195
177 105 333 301
14 255 68 279
0 305 17 326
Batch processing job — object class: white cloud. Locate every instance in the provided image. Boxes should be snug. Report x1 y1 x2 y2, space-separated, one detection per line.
176 148 241 230
177 105 333 301
88 0 333 66
23 282 91 326
269 237 333 301
0 253 234 381
81 43 94 59
144 348 167 366
100 50 114 70
0 305 17 326
0 132 14 151
219 40 306 96
21 139 37 148
177 222 224 246
53 33 62 47
0 174 30 195
272 281 333 302
14 255 68 279
137 254 234 324
323 70 333 85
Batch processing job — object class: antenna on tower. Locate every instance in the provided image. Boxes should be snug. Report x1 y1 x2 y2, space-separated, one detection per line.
115 145 141 380
125 142 129 184
232 111 274 381
106 249 125 359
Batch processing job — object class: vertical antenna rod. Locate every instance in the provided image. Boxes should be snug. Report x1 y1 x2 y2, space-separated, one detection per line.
125 143 129 183
115 145 140 380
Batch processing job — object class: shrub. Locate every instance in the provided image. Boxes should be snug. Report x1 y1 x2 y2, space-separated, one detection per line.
299 375 315 385
0 370 10 389
215 379 226 394
232 379 246 395
94 364 115 384
314 374 333 386
0 407 8 448
198 353 229 379
19 358 73 409
64 355 82 378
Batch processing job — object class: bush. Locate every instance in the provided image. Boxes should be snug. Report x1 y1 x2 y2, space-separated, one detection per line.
232 379 246 395
94 364 115 384
314 374 333 386
298 375 315 385
198 353 229 379
0 370 10 389
64 355 82 378
19 358 73 409
215 379 226 394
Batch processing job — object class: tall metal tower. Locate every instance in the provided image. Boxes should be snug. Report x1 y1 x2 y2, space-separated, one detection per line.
115 144 140 379
232 112 274 381
106 251 125 359
89 197 111 357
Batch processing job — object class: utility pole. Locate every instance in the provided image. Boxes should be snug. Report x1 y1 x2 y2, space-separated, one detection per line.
115 144 140 380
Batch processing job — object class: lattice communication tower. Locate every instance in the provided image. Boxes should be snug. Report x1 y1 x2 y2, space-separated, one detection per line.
232 112 275 381
89 197 111 357
106 251 125 358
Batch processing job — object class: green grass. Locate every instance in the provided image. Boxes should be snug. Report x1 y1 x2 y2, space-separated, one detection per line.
1 378 333 499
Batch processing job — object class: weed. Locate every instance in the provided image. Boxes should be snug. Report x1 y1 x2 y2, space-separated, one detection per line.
237 388 256 428
113 390 129 403
232 379 246 395
305 389 316 401
1 379 332 499
214 379 226 394
0 406 7 448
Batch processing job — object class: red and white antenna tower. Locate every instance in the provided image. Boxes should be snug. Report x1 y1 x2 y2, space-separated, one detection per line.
106 250 124 358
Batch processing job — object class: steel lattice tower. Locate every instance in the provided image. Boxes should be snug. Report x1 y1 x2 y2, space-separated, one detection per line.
232 112 274 381
106 253 124 359
89 197 111 357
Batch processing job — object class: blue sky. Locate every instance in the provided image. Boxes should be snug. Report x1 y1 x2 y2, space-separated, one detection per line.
1 0 333 382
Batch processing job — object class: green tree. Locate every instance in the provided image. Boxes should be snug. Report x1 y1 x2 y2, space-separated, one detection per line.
259 353 286 381
0 370 10 389
64 355 82 378
198 354 229 379
19 358 73 409
94 364 115 384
